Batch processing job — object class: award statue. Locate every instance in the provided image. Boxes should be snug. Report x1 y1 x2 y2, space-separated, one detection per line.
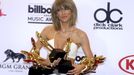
21 31 105 75
21 31 74 74
36 31 74 73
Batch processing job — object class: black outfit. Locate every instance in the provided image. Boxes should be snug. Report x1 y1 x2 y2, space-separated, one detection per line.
28 66 54 75
28 60 74 75
28 49 74 75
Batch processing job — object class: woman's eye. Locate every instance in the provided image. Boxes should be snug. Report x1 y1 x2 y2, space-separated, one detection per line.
64 7 70 10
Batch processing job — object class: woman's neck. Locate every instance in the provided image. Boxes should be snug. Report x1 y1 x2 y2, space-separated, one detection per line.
60 22 71 33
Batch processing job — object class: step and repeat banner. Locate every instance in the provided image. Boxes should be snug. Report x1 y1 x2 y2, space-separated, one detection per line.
0 0 134 75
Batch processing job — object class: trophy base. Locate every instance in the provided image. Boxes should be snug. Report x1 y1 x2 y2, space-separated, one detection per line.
28 66 54 75
57 60 74 73
49 49 74 73
49 49 66 62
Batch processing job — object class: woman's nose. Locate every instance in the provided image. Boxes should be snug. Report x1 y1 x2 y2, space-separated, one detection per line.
61 10 66 14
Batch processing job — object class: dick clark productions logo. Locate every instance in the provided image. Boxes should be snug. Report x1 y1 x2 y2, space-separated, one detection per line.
119 55 134 74
94 2 123 30
94 2 122 23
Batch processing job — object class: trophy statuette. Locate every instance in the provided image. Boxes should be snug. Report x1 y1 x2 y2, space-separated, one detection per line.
21 31 74 73
21 31 105 74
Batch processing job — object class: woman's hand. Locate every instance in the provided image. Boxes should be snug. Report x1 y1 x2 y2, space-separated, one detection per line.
51 58 61 67
38 58 61 68
67 64 85 75
38 58 51 66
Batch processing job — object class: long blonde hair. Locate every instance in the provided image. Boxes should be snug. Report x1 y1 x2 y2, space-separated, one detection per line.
51 0 77 30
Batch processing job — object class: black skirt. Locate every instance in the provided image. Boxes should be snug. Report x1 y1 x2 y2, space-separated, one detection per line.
28 60 74 75
28 66 54 75
28 49 74 75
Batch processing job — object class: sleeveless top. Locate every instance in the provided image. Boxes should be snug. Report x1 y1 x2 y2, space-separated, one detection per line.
48 39 78 59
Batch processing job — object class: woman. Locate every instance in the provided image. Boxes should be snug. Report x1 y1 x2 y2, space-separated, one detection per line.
28 0 94 75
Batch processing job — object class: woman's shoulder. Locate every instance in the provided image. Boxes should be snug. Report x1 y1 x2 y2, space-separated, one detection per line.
73 27 87 37
41 25 56 34
71 27 88 44
41 25 56 39
42 25 55 32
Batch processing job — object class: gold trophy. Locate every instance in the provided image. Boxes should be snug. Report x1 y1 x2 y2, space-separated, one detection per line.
21 31 74 73
21 31 52 65
36 31 67 62
36 31 74 73
80 55 105 74
36 31 53 51
21 31 105 74
21 37 52 69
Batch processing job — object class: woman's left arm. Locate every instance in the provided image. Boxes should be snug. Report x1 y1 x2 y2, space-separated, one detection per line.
67 31 94 75
80 31 93 58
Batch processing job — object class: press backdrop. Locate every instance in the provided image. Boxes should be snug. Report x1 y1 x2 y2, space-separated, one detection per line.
0 0 134 75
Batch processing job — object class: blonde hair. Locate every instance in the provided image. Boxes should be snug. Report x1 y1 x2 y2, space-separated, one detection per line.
51 0 77 30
